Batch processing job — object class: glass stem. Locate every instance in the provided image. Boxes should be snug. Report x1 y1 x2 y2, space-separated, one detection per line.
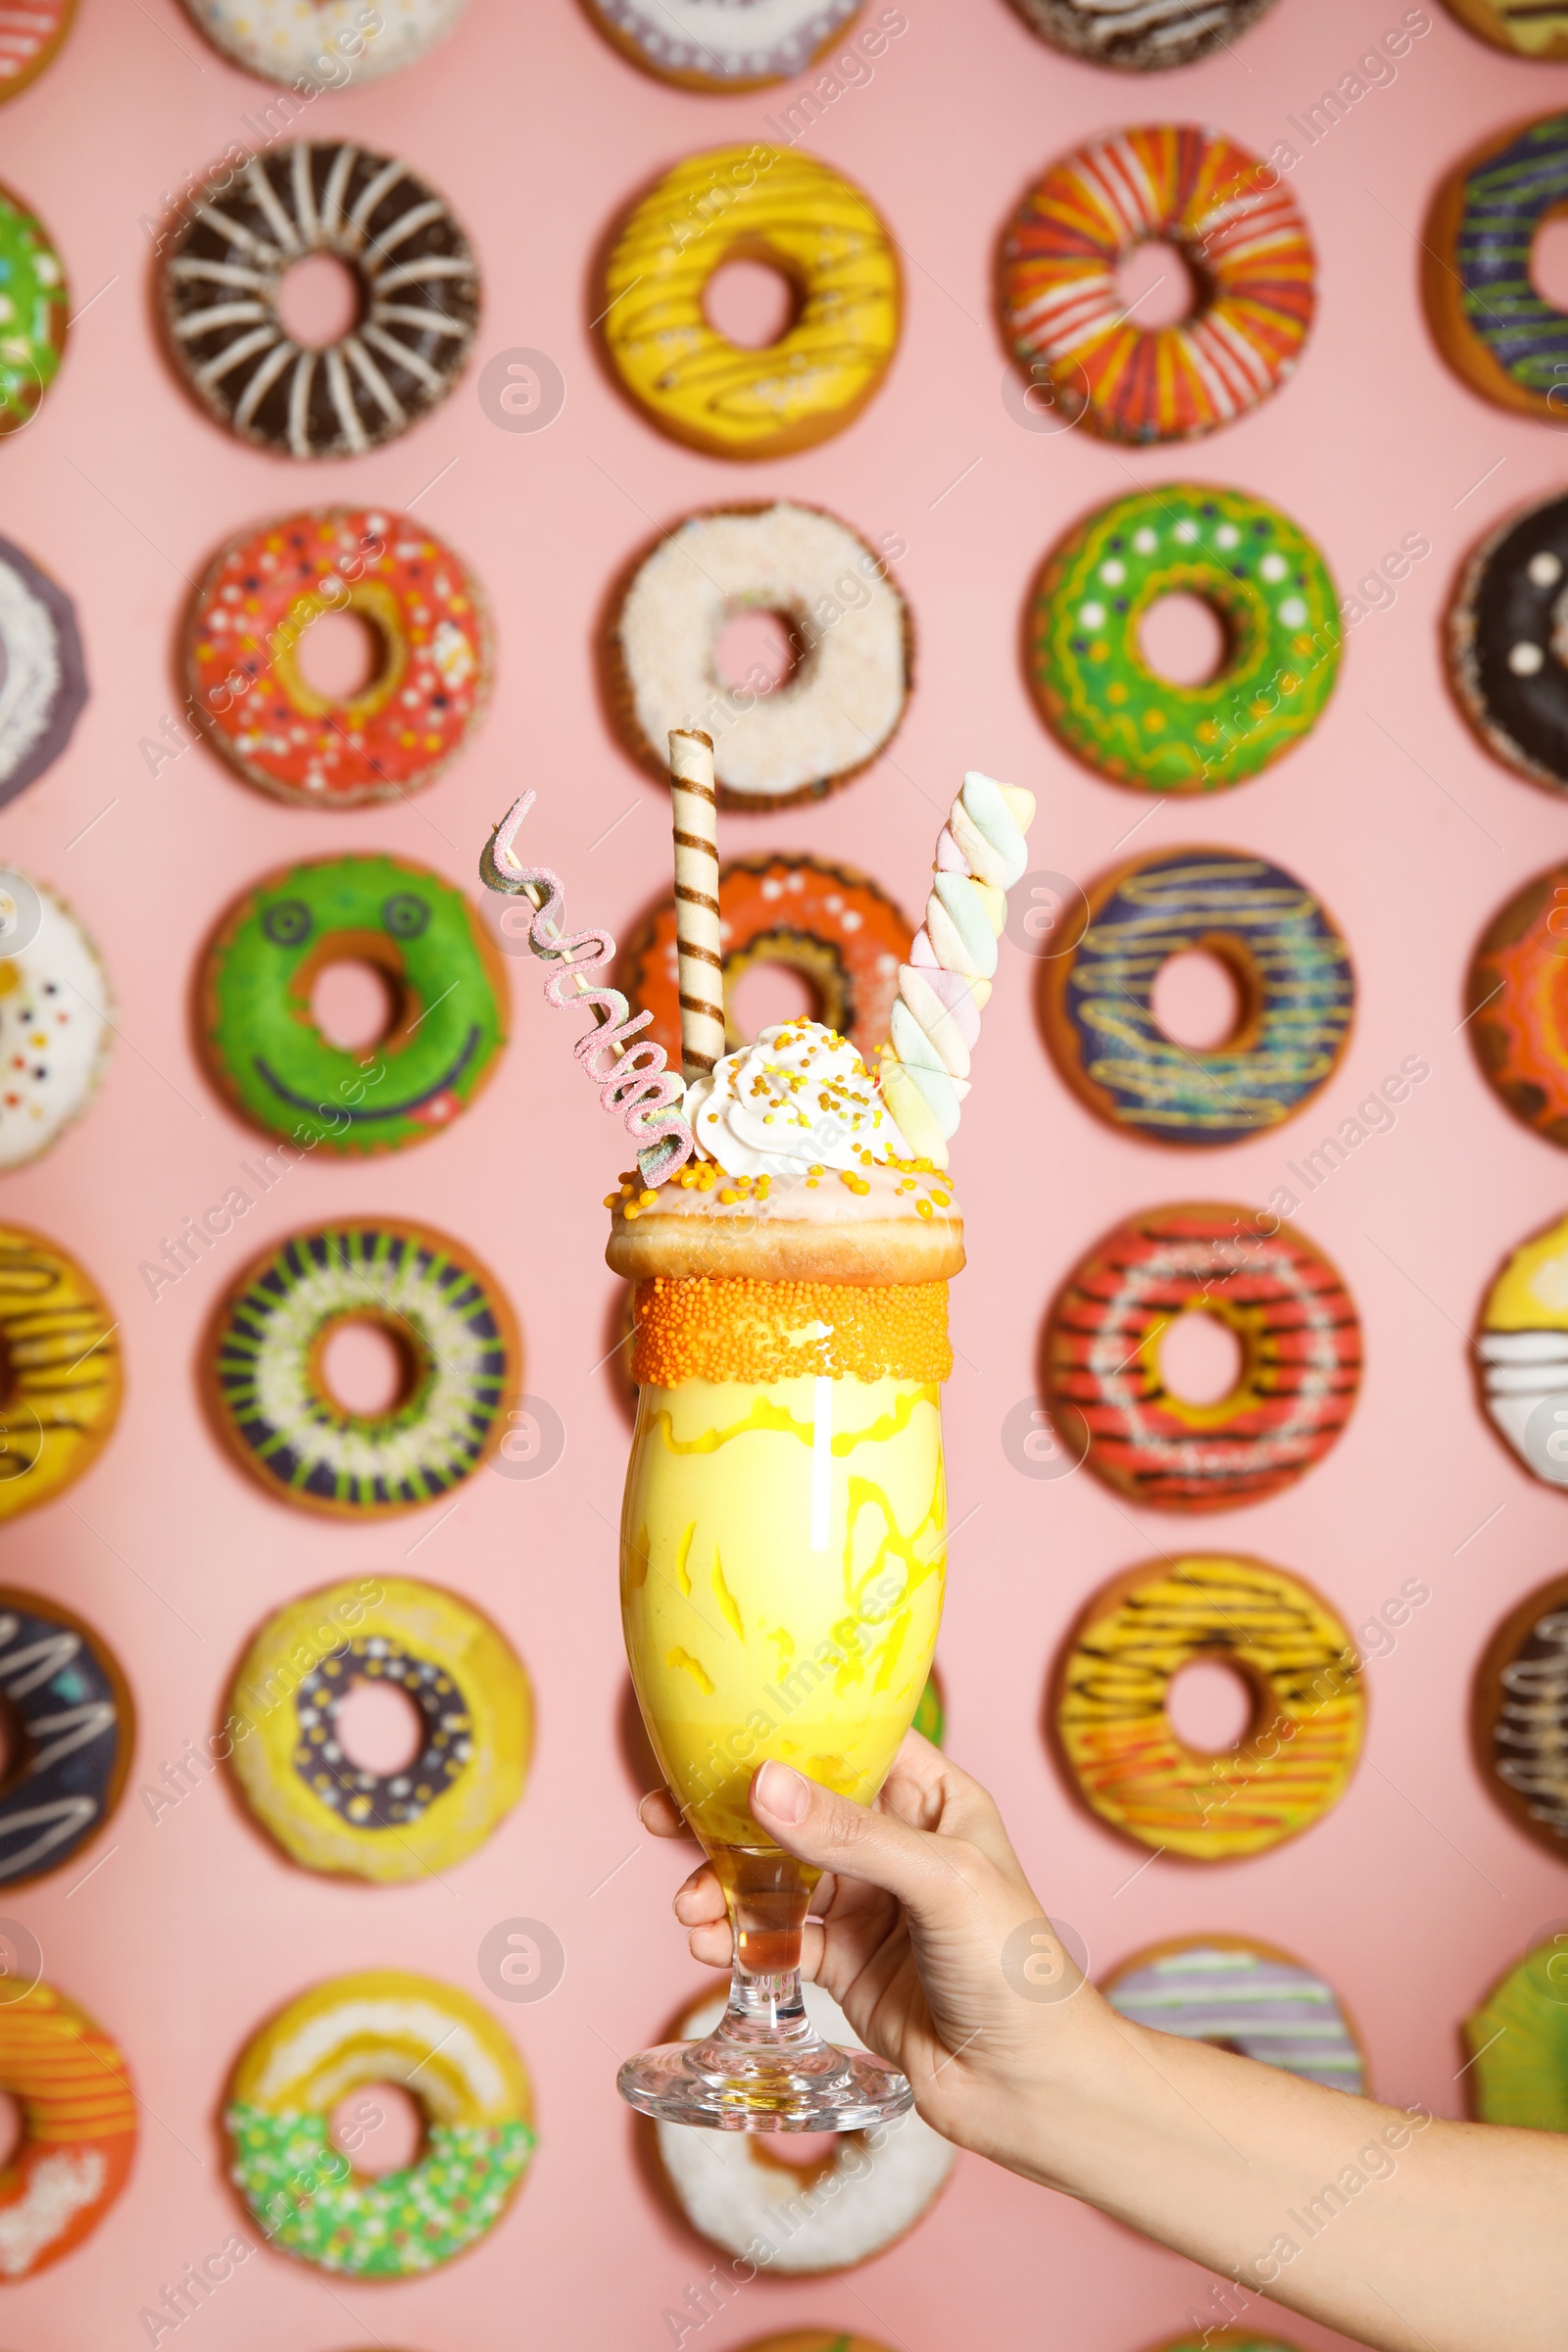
711 1846 817 2046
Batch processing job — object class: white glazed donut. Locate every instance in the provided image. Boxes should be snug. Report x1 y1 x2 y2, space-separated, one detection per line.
656 1982 954 2272
180 0 473 85
610 504 910 811
0 874 112 1169
0 535 87 812
581 0 864 88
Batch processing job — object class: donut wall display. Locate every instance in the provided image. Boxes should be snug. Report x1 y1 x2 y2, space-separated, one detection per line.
6 0 1568 2344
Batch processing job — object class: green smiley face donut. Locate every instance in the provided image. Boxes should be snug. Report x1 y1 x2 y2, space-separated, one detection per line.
200 854 507 1154
1027 486 1342 795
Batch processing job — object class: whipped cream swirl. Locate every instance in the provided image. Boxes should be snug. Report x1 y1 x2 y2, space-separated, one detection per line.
685 1022 910 1178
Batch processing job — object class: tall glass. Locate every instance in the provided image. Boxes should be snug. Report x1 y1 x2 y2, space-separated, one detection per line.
616 1366 945 2130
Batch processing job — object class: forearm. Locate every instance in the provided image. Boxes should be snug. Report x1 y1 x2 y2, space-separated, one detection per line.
960 1995 1568 2352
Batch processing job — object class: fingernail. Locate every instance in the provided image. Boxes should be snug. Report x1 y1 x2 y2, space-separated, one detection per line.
756 1760 808 1824
636 1792 658 1828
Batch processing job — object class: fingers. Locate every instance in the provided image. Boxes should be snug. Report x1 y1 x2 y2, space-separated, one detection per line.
877 1735 1030 1880
637 1788 698 1840
750 1757 994 1925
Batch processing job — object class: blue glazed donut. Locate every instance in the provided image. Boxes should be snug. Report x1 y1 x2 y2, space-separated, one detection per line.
1042 848 1353 1147
1428 113 1568 422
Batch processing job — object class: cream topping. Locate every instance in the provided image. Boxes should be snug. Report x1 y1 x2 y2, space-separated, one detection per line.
683 1021 909 1178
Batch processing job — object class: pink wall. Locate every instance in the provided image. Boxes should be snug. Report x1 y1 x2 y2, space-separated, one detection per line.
4 0 1568 2344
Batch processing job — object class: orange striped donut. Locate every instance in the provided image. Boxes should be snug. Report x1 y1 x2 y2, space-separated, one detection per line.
1054 1554 1364 1861
0 1980 136 2277
999 126 1315 444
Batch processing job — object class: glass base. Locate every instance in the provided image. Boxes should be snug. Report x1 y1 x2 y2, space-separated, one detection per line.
618 1963 912 2132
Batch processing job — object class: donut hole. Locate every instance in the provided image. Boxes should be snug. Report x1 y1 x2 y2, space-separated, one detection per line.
332 1676 426 1776
727 958 819 1041
0 2092 23 2168
0 1693 24 1794
713 607 802 698
275 250 364 350
1114 236 1202 329
1166 1657 1257 1753
295 607 386 703
1157 1307 1243 1406
1150 948 1245 1052
1138 592 1230 687
751 2128 851 2189
310 957 400 1051
328 2082 425 2179
702 249 801 349
1531 211 1568 311
315 1313 421 1420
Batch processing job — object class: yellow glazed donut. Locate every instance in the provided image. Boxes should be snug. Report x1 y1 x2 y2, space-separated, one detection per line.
0 1223 121 1521
598 145 901 459
227 1577 532 1883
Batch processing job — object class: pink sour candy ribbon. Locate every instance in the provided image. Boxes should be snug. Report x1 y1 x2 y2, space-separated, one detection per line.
479 793 694 1184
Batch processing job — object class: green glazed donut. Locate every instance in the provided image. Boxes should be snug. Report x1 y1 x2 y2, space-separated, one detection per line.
1027 486 1341 795
200 855 507 1154
0 179 66 433
1463 1936 1568 2130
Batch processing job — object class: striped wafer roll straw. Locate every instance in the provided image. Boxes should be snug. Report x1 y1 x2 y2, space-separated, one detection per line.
669 727 725 1083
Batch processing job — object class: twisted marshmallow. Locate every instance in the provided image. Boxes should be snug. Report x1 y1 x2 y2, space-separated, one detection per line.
877 769 1036 1169
481 792 696 1184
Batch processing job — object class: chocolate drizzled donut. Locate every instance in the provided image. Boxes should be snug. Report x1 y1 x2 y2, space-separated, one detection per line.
1005 0 1279 70
161 142 479 460
1450 490 1568 795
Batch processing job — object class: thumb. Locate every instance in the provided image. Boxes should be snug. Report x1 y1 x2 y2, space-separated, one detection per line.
751 1759 979 1925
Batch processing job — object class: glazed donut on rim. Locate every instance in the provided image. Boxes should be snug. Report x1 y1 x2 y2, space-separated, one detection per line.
1004 0 1279 68
228 1575 531 1880
0 179 65 434
1462 1939 1568 2128
1449 492 1568 797
1102 1935 1366 2092
0 1226 121 1522
1472 1568 1568 1860
607 504 910 811
1054 1553 1363 1860
619 855 909 1074
1466 859 1568 1146
161 142 479 459
581 0 866 87
198 853 508 1154
0 1980 137 2278
0 874 112 1169
1045 1203 1362 1510
1437 0 1568 55
599 145 900 459
0 537 86 808
1000 128 1314 443
207 1218 519 1517
656 1979 953 2272
225 1969 534 2274
0 1590 130 1887
181 0 473 84
1043 847 1353 1146
1426 115 1568 423
1027 485 1341 793
1474 1209 1568 1492
0 2 74 98
187 508 491 808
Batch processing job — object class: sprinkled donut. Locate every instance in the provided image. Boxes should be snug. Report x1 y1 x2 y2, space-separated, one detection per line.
608 504 910 811
208 1219 518 1517
1474 1210 1568 1492
0 1227 120 1523
187 509 491 808
1103 1936 1365 2093
1466 859 1568 1145
1044 848 1353 1147
1027 487 1341 793
226 1969 534 2275
599 145 899 460
1473 1569 1568 1860
199 854 507 1154
1426 114 1568 423
1045 1203 1362 1511
229 1576 531 1880
582 0 865 86
1004 0 1278 67
0 538 86 808
657 1980 953 2272
0 1591 130 1888
161 142 479 459
1000 128 1313 443
1449 492 1568 797
1438 0 1568 56
0 875 111 1169
1462 1938 1568 2128
0 2 74 98
620 856 909 1072
181 0 472 84
0 180 65 434
1054 1554 1363 1860
0 1980 137 2278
